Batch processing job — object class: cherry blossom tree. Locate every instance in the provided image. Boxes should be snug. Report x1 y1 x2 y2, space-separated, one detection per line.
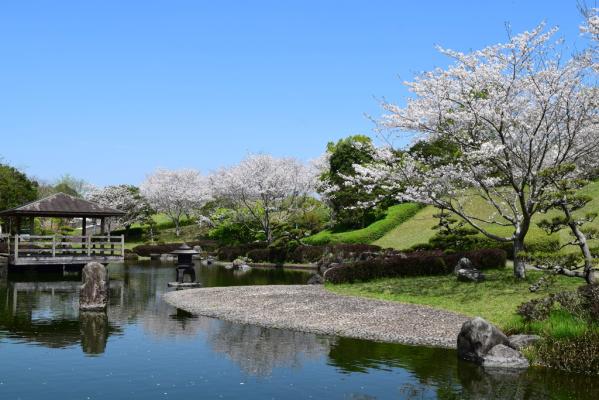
88 185 151 234
349 24 599 279
580 6 598 71
140 168 212 236
210 154 315 244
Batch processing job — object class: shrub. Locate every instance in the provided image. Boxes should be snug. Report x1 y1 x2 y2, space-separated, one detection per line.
111 226 144 241
216 242 268 261
410 235 560 259
246 246 289 264
517 288 592 326
578 284 599 321
324 255 448 284
289 245 326 263
323 248 507 284
533 331 599 375
442 248 507 270
132 240 218 257
329 243 382 256
517 297 555 322
232 243 383 264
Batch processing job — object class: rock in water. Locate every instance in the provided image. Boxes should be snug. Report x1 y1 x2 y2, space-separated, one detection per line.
482 344 530 369
508 334 540 350
457 317 510 363
232 258 244 267
80 262 109 311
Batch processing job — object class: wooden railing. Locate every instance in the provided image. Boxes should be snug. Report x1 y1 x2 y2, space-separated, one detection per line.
8 234 125 263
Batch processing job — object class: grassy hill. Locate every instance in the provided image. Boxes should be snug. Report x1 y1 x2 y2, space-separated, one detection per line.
303 203 422 245
308 180 599 252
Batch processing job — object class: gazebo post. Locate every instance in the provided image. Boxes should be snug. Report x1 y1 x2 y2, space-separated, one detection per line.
100 217 106 255
16 217 21 234
29 217 35 235
82 217 87 248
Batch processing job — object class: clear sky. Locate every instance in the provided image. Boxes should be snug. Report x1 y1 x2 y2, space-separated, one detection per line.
0 0 589 186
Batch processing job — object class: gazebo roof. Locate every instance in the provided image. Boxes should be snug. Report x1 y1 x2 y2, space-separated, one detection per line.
0 193 126 218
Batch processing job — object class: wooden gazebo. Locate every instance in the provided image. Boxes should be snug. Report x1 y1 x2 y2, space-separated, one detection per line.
0 193 126 267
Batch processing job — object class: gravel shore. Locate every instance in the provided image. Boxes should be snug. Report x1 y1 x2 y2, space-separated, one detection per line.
163 285 467 348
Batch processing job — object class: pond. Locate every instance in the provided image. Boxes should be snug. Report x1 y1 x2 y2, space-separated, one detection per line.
0 261 597 399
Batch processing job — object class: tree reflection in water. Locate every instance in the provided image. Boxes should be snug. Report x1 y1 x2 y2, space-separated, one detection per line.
205 320 335 376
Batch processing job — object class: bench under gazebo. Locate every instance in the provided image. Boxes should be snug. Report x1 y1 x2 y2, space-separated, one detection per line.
0 193 126 268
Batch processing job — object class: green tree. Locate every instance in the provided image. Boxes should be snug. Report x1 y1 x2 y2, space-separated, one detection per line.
53 174 92 198
318 135 390 229
0 163 38 211
537 165 598 282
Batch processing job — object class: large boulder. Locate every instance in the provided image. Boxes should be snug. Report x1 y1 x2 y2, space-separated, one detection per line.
508 334 540 350
79 262 109 311
482 344 530 369
457 317 510 363
457 268 485 283
454 257 474 274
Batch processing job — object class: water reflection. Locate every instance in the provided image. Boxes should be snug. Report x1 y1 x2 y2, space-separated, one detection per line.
206 322 335 376
79 311 108 355
0 262 597 399
0 262 311 352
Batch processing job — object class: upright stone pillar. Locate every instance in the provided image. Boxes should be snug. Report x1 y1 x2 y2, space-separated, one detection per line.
79 262 109 311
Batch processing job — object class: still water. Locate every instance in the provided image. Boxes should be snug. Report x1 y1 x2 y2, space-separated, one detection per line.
0 262 597 400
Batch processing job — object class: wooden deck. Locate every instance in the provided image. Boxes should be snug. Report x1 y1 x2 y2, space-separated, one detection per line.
2 234 125 266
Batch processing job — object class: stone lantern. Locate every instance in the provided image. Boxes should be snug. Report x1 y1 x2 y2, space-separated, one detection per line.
170 243 200 285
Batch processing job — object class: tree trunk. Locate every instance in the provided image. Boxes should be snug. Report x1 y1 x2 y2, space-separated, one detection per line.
513 237 527 279
562 204 594 284
173 218 180 237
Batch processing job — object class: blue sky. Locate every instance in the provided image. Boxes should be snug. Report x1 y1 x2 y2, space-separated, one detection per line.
0 1 589 186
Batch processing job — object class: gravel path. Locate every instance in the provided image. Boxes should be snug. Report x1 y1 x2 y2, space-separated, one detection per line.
163 285 467 348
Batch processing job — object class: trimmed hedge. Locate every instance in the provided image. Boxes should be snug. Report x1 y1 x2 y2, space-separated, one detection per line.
443 248 507 271
324 248 506 284
132 240 218 257
245 243 382 264
303 203 423 245
410 235 560 259
217 242 268 261
111 226 144 241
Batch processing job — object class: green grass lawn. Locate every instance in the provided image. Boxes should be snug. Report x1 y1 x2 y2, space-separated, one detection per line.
373 206 438 249
369 180 599 251
326 266 583 331
303 203 422 245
